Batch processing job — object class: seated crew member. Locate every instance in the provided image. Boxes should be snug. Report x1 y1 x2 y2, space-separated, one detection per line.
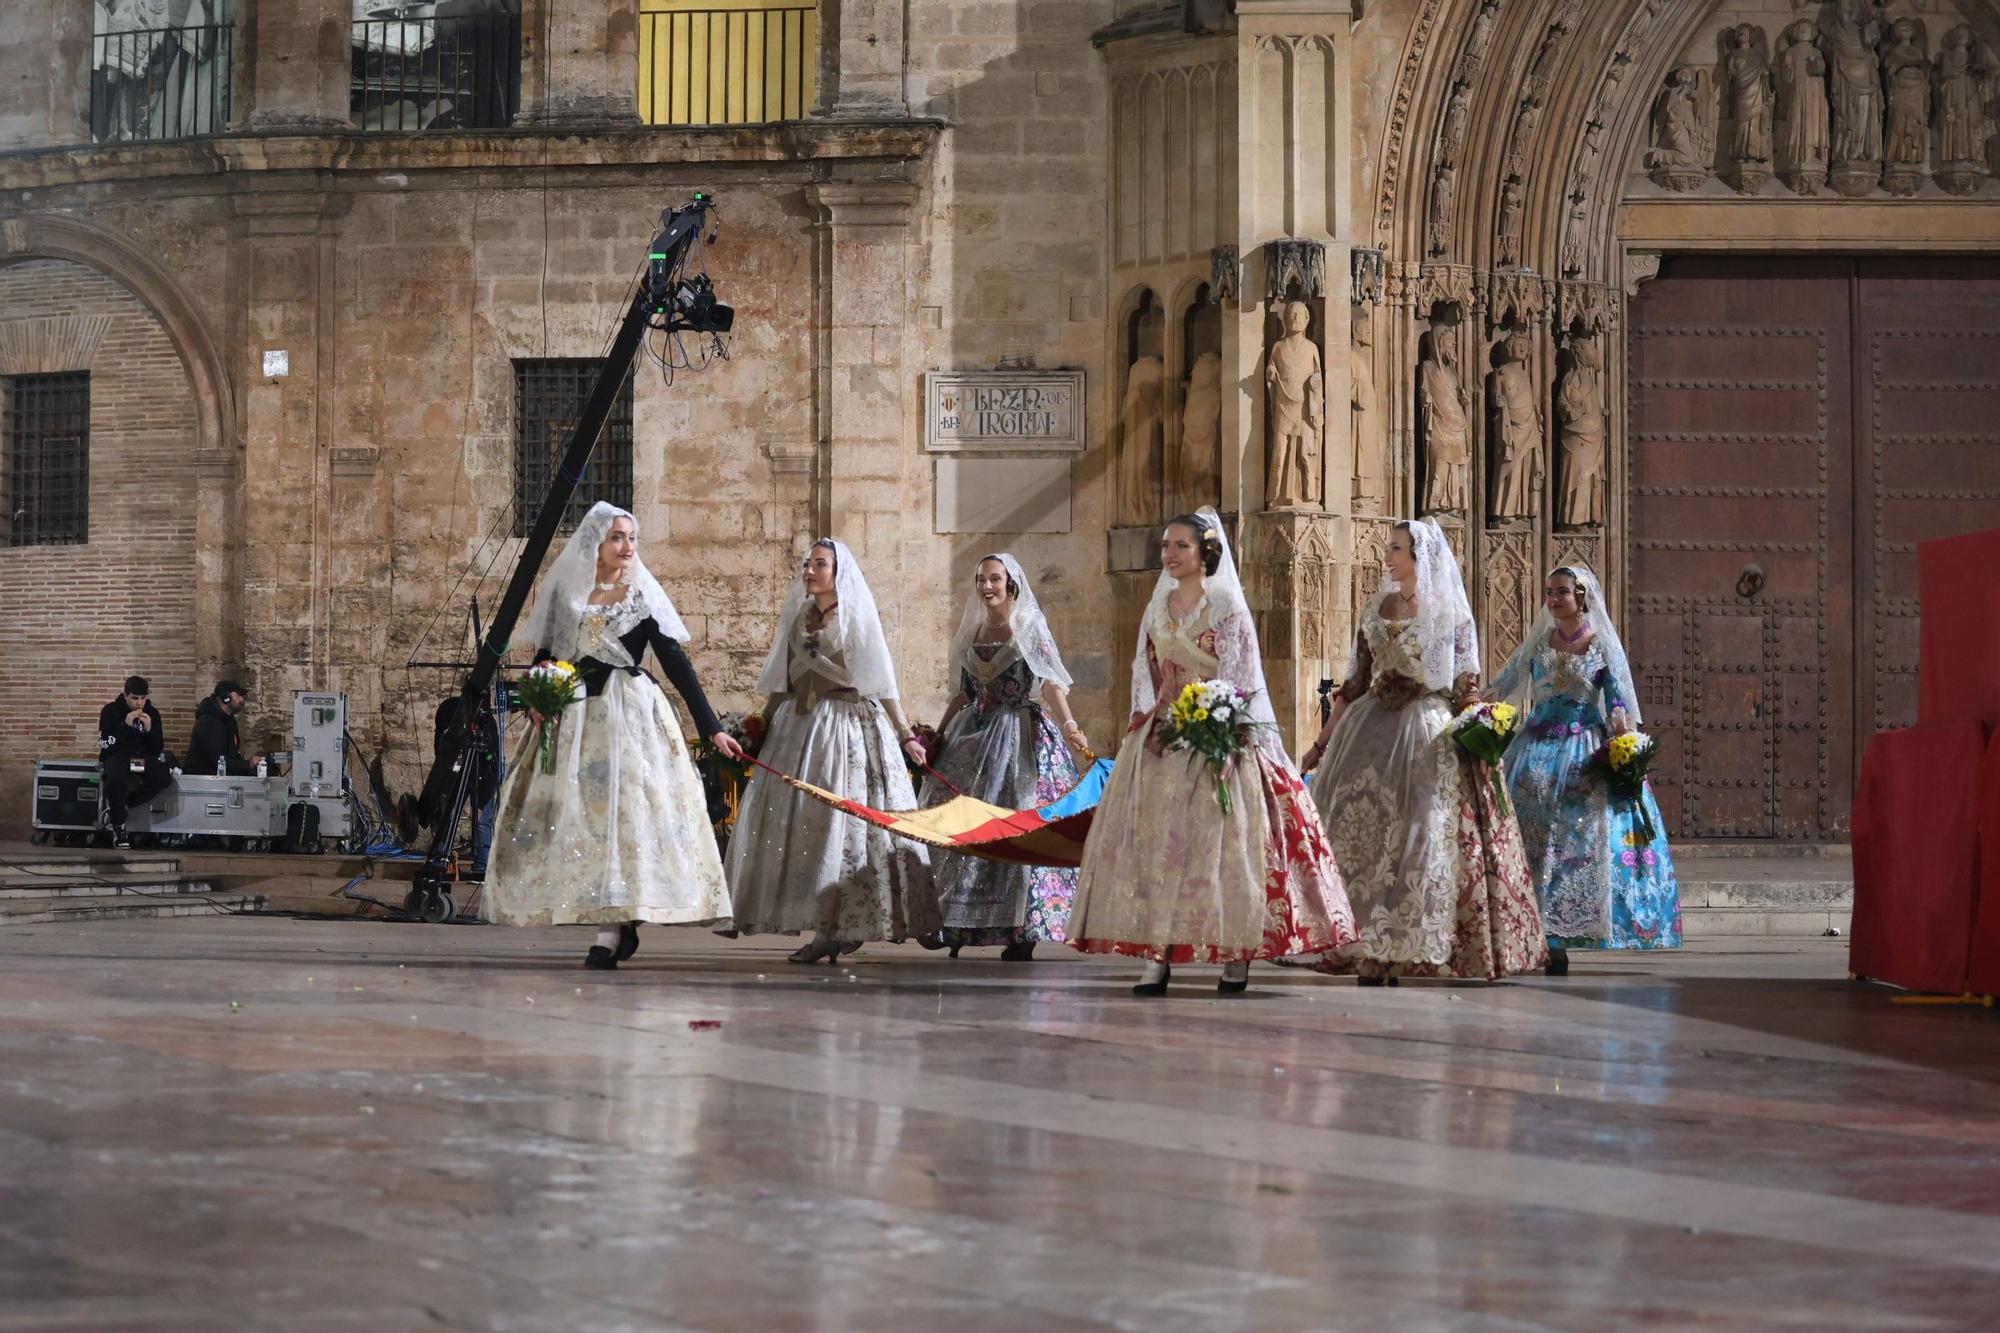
98 674 174 849
185 680 262 778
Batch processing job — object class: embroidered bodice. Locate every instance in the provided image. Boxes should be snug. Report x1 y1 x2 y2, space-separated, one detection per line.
959 637 1040 714
1515 638 1628 740
577 590 648 669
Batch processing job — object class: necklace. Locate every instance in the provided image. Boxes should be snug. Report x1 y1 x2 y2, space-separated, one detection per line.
1555 618 1589 645
594 579 624 593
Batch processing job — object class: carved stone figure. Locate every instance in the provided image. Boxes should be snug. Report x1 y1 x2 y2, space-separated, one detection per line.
1936 25 1990 195
1438 83 1473 166
1504 98 1544 182
1351 307 1383 514
1458 0 1500 83
1178 350 1221 513
1427 162 1457 257
1556 332 1607 528
1265 301 1324 511
1826 0 1885 195
1725 24 1773 192
1488 332 1542 524
1646 67 1715 192
1496 179 1524 267
1775 20 1830 194
1418 320 1471 515
1118 355 1166 526
1880 18 1931 195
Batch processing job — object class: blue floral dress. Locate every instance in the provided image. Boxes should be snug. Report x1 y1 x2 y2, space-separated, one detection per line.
1495 639 1681 950
919 639 1079 946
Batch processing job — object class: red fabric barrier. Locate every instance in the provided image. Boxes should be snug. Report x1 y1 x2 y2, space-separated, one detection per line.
1919 529 2000 728
1967 730 2000 996
1848 720 1986 993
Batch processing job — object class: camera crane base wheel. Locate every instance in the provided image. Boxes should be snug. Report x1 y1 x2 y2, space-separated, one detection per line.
403 884 457 924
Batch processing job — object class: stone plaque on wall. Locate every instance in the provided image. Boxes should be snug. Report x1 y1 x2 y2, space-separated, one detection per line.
924 369 1085 453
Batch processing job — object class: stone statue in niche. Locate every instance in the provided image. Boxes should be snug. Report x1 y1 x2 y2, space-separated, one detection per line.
1879 18 1931 196
1438 83 1472 166
1935 25 1991 196
1775 20 1830 195
1265 300 1324 511
1426 163 1457 257
1724 24 1773 193
1496 179 1524 267
1418 318 1471 516
1556 332 1607 529
1351 307 1383 514
1179 351 1221 513
1117 299 1167 527
1488 332 1542 524
1646 66 1715 192
1504 98 1543 182
1826 0 1885 196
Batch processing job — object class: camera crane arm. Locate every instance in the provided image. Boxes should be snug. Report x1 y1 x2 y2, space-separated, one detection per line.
410 195 732 914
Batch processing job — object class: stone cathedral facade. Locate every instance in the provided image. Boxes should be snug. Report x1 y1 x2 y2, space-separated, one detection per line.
1 0 1996 840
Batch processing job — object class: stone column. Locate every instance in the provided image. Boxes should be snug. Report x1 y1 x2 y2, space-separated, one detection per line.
517 0 642 127
807 179 919 650
814 0 909 118
228 187 339 704
240 0 353 132
1232 0 1355 748
0 0 92 150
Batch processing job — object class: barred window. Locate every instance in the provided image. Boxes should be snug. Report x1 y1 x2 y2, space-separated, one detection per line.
512 359 635 537
4 372 90 547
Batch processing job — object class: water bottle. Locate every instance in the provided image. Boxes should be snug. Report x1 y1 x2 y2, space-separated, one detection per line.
216 756 226 777
255 756 267 779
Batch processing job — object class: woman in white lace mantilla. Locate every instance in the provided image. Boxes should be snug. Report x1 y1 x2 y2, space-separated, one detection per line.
918 554 1089 960
1490 564 1681 974
1067 510 1355 997
724 539 938 963
483 503 744 971
1301 519 1544 982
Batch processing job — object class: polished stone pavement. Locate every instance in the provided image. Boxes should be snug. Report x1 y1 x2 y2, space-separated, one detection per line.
2 919 1996 1331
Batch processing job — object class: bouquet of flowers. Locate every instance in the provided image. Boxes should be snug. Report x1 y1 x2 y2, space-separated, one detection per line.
695 711 764 787
1594 730 1659 843
1449 700 1520 814
1159 679 1259 814
514 660 584 775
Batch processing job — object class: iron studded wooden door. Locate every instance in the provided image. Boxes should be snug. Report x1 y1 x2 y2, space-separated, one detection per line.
1628 258 1854 840
1630 256 2000 840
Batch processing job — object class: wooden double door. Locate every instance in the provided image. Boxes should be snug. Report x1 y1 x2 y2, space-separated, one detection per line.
1628 255 2000 840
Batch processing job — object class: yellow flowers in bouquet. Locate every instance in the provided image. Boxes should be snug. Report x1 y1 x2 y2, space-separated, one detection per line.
1595 729 1659 842
1161 679 1258 814
1449 700 1520 813
515 660 584 775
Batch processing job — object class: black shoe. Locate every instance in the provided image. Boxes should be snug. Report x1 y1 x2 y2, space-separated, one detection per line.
584 946 618 971
1132 962 1171 997
1545 947 1569 977
1357 974 1386 987
112 826 131 850
1000 940 1036 963
948 943 962 959
615 923 641 962
916 933 948 951
1217 975 1248 996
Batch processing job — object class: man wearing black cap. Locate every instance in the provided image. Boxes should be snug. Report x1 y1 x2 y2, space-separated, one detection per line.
98 674 174 849
185 680 261 779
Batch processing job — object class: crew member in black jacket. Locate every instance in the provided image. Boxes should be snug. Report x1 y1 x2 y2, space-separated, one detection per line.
185 680 261 778
99 674 173 848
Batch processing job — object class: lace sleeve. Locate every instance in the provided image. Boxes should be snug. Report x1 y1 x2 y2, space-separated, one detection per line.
1488 643 1530 709
1453 615 1481 690
1212 605 1263 697
1336 627 1373 703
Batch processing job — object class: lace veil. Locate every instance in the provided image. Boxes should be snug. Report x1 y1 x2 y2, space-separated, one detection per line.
947 553 1073 690
1372 518 1479 693
1493 563 1642 723
755 538 901 700
520 501 689 662
1130 508 1279 729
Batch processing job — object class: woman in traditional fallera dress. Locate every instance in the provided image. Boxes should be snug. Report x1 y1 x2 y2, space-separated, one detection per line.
918 554 1089 960
1068 511 1355 996
724 539 939 963
484 503 745 970
1491 565 1681 974
1301 519 1544 982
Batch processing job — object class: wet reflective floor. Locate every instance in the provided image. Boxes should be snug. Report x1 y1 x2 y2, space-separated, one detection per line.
2 919 1996 1330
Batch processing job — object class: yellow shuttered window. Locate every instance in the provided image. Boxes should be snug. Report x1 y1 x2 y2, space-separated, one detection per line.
637 0 818 126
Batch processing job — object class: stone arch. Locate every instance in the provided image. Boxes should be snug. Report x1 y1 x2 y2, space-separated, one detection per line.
0 212 234 460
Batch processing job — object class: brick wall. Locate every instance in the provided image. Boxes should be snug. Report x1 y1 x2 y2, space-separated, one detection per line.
0 258 200 833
